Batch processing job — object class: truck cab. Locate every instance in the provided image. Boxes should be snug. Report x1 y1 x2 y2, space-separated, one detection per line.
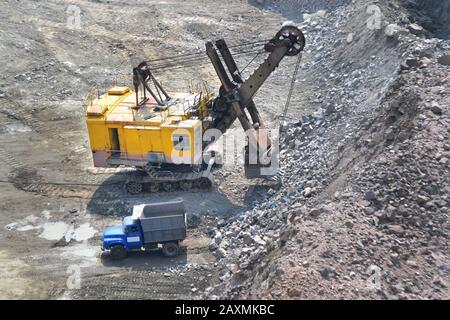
102 216 143 254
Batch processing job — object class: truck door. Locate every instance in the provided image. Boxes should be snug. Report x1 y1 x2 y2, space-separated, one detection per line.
125 225 142 249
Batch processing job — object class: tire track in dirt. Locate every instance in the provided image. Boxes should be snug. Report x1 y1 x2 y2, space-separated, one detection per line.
0 96 118 199
67 269 210 299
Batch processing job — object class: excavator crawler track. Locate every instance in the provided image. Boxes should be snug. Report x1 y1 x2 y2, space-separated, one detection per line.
124 170 214 194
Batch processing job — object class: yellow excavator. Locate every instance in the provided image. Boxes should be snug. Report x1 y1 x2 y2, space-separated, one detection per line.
85 25 305 194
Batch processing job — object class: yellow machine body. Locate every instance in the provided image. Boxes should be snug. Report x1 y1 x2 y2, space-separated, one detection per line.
85 86 212 169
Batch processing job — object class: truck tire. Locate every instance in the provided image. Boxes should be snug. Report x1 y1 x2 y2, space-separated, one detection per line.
110 245 127 260
162 242 179 258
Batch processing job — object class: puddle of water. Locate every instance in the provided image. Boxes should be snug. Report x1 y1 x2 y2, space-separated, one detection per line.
41 210 51 220
38 222 97 242
5 222 19 231
17 225 40 232
60 242 100 267
5 215 39 231
64 225 75 243
24 215 39 223
4 123 32 133
39 222 69 241
6 213 97 243
72 223 97 241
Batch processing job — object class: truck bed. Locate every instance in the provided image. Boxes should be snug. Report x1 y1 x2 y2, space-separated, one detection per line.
133 200 187 244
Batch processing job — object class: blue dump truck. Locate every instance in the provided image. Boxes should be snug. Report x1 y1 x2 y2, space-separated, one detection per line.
102 200 187 260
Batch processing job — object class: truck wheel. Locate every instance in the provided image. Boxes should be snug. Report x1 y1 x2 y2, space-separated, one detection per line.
110 245 127 260
162 242 179 258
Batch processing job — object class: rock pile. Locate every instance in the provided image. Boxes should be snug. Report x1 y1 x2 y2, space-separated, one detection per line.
206 0 449 300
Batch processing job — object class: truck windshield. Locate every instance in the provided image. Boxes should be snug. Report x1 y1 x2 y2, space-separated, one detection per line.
123 223 138 233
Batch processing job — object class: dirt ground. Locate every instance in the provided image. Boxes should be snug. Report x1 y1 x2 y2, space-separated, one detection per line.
0 0 307 299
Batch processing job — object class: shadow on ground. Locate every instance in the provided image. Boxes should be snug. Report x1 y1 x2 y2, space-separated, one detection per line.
86 172 246 218
100 245 188 270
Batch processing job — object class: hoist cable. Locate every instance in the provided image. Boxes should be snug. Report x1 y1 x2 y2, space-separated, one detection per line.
149 46 266 70
241 51 263 74
144 39 270 64
281 53 302 126
151 49 265 72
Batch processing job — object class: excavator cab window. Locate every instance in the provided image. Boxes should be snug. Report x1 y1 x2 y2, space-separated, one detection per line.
173 134 190 151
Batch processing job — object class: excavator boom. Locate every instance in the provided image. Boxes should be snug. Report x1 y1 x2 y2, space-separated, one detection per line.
206 25 305 177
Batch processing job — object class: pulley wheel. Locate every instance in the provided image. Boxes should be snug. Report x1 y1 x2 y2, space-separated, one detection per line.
268 25 306 56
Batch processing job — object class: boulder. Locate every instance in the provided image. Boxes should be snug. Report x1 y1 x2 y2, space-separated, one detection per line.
437 55 450 66
408 23 424 35
384 24 403 38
